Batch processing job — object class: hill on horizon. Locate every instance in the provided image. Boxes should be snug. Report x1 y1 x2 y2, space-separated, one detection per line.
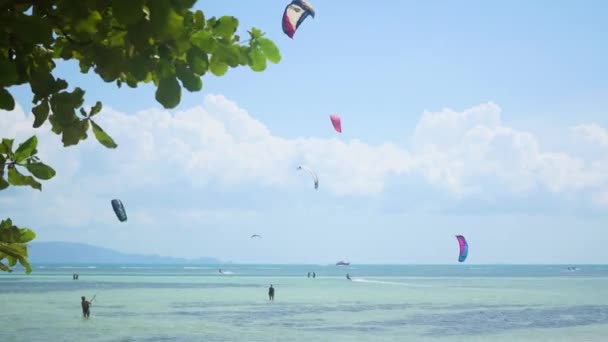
27 241 220 264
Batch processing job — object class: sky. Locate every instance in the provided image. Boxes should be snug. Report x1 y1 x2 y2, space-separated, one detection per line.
1 0 608 264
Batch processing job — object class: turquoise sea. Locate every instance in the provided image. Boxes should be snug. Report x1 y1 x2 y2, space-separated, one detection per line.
2 264 608 341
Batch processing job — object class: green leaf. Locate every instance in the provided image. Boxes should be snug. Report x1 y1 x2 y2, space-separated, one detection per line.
79 58 92 73
75 10 102 33
214 44 241 67
0 219 11 229
48 114 63 134
125 75 138 88
171 0 197 11
25 162 56 180
62 119 90 147
212 16 239 39
49 88 86 129
187 48 209 75
30 71 56 99
32 100 50 128
1 139 14 154
13 136 38 163
0 177 8 190
0 219 35 244
13 14 53 45
176 64 202 92
19 228 36 243
6 255 16 267
0 88 15 110
148 0 170 29
54 79 69 93
155 76 181 109
18 256 32 274
158 59 176 79
193 10 205 27
52 37 69 59
191 30 215 50
0 59 18 85
112 0 145 26
258 38 281 64
209 56 228 76
250 28 264 39
89 101 102 117
7 167 41 190
90 120 118 149
148 0 184 39
0 243 26 258
248 46 267 72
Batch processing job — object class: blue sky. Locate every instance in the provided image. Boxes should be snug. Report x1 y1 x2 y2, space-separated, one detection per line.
2 1 608 264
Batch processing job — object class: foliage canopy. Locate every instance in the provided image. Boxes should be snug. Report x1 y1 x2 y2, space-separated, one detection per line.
0 0 281 273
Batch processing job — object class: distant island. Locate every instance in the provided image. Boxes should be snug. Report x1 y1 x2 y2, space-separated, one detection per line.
28 241 220 264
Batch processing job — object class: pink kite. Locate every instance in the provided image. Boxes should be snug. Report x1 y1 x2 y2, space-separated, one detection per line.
455 235 468 263
329 114 342 133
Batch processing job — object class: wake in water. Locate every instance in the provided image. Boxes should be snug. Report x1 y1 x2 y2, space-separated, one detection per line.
218 268 235 275
351 278 434 287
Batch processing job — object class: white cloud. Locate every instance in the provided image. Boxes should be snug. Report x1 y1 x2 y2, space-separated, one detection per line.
573 123 608 147
412 103 608 197
594 192 608 207
3 95 608 260
2 94 608 225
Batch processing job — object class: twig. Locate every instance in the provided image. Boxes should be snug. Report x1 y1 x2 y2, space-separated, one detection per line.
238 32 266 45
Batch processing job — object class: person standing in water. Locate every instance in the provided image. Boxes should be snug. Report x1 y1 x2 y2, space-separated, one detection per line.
81 296 92 318
312 272 316 278
268 284 275 301
346 273 351 281
307 272 310 278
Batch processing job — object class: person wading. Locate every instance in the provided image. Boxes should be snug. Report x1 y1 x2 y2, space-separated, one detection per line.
81 296 93 318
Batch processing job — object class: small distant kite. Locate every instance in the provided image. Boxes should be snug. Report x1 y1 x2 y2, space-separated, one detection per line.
111 199 127 222
455 235 468 263
297 165 319 190
282 0 315 39
329 114 342 133
251 234 262 239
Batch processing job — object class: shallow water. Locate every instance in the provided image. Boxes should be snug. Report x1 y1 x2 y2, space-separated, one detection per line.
1 265 608 341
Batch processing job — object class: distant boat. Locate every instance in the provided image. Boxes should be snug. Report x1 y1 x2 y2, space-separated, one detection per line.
336 260 350 266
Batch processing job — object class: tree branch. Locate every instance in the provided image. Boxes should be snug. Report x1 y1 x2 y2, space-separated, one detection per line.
45 14 94 46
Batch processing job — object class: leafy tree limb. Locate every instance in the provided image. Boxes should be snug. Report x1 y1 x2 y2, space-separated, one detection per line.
0 0 281 274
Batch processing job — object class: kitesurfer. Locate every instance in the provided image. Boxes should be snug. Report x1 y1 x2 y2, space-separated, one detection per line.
346 273 351 281
81 296 92 318
268 284 275 301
